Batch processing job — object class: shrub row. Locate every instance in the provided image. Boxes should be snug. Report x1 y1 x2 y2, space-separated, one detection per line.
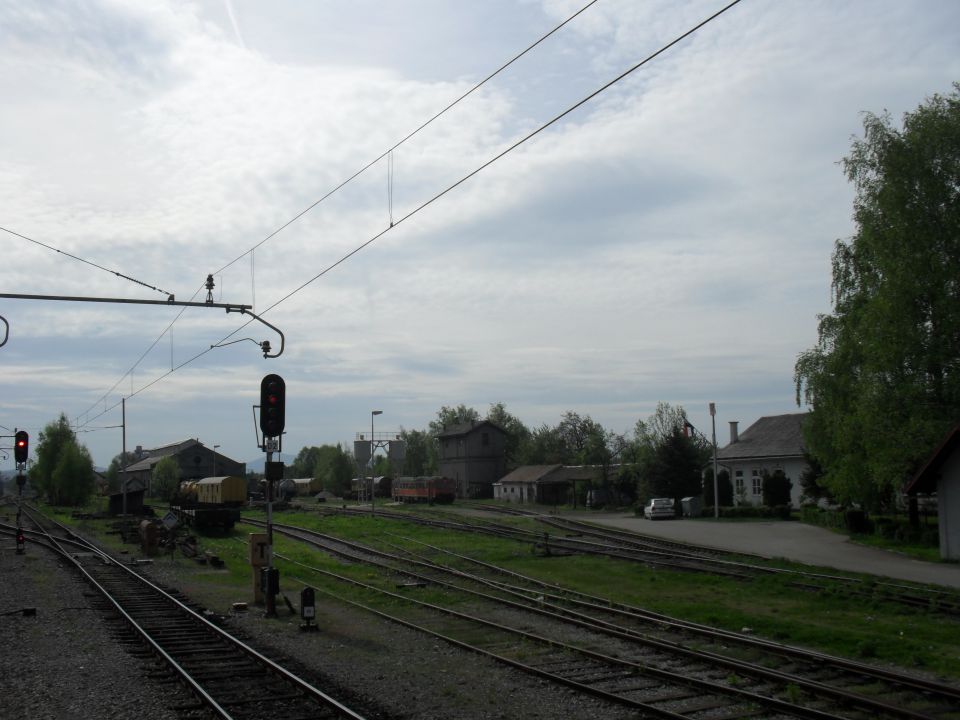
699 504 792 520
801 506 939 547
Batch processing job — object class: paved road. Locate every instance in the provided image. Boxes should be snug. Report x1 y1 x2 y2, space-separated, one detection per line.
579 513 960 589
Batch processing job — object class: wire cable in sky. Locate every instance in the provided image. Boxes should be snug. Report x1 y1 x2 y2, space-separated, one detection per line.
75 0 744 431
74 0 602 427
0 225 174 298
211 0 602 277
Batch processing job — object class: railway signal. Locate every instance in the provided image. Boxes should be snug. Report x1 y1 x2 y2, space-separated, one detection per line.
15 528 25 554
259 374 285 438
14 430 28 464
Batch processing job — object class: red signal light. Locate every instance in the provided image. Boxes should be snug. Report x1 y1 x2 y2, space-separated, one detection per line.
259 374 286 437
14 430 28 464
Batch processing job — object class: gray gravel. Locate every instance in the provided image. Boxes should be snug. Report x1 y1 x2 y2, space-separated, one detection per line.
0 541 188 720
2 534 635 719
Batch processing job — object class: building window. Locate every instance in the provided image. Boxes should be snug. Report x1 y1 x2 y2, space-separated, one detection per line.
752 469 762 496
735 470 744 495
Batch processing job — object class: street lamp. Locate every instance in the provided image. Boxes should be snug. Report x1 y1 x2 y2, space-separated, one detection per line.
710 403 719 519
213 444 221 477
371 410 382 514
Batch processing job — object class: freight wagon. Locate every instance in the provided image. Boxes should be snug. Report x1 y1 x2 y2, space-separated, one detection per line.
170 476 246 531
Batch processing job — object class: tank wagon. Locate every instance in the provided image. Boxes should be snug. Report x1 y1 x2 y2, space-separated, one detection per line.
392 476 456 504
170 476 246 531
349 476 393 499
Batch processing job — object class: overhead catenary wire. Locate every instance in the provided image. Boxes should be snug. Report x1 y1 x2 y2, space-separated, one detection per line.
0 225 174 299
75 0 744 431
73 0 602 428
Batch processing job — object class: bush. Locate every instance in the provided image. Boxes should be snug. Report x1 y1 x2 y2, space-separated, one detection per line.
699 505 794 520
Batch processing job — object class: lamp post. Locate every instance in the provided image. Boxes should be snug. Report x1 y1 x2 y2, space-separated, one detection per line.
213 444 220 477
371 410 382 514
710 402 719 519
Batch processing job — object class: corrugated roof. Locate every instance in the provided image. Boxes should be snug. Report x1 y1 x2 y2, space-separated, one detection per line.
498 465 562 484
716 413 807 461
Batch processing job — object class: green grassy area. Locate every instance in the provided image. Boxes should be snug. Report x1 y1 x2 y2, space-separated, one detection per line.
40 500 960 681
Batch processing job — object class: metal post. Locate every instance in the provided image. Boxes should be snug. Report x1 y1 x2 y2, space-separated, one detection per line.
122 397 127 516
371 410 382 515
710 402 718 519
265 447 276 618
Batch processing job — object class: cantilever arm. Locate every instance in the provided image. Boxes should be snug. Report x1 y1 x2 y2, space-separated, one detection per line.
226 307 285 359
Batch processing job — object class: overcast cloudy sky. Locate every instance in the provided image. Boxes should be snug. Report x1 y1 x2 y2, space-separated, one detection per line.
2 0 958 470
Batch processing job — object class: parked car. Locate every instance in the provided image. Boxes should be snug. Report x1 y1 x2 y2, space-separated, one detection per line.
643 497 675 520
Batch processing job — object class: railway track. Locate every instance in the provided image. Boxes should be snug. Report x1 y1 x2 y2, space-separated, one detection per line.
247 516 960 720
5 506 367 720
316 503 960 617
472 504 960 616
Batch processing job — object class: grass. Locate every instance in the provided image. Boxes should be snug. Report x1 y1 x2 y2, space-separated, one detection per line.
38 499 960 681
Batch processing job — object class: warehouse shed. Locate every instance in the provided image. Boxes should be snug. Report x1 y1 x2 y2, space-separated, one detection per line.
904 425 960 560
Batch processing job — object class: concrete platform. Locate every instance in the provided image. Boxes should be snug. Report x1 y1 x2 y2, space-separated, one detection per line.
577 513 960 590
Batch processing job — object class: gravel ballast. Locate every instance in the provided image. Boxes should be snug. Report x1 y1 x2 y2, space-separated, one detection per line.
3 536 635 719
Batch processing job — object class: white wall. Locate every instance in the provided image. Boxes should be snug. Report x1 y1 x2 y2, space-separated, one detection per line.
938 451 960 560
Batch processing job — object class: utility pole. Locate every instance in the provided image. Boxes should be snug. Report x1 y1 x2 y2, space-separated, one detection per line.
371 410 382 515
122 398 127 516
710 402 719 519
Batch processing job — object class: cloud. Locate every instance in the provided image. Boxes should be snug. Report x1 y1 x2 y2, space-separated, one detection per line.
2 0 958 467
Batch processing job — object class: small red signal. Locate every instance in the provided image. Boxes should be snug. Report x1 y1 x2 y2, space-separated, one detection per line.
259 374 286 437
14 430 28 464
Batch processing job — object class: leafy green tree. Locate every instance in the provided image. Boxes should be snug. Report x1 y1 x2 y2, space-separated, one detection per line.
428 404 480 435
526 423 566 464
152 456 181 502
398 428 436 476
761 469 792 507
31 413 96 505
486 402 531 468
703 468 733 507
106 451 139 493
49 441 96 506
795 85 960 509
318 444 354 496
637 427 703 507
291 446 323 478
798 454 831 505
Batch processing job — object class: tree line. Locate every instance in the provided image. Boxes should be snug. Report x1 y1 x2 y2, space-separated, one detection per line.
287 401 736 509
795 84 960 512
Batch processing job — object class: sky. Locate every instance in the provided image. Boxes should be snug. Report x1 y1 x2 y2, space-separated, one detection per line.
1 0 958 471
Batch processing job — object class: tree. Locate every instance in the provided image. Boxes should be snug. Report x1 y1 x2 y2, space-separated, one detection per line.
486 402 531 468
106 451 139 493
761 470 792 507
398 428 436 476
152 457 181 502
798 454 832 505
50 441 96 506
795 85 960 509
291 446 324 479
428 404 480 435
638 427 703 507
703 468 733 507
31 413 95 506
319 444 354 496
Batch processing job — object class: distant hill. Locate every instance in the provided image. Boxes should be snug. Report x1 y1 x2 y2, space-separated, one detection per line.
245 453 294 474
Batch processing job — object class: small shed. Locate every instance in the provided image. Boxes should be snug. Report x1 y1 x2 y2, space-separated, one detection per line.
107 488 146 516
904 425 960 560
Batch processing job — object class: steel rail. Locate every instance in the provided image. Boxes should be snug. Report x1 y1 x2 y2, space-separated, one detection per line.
253 518 949 720
18 507 366 720
262 540 847 720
